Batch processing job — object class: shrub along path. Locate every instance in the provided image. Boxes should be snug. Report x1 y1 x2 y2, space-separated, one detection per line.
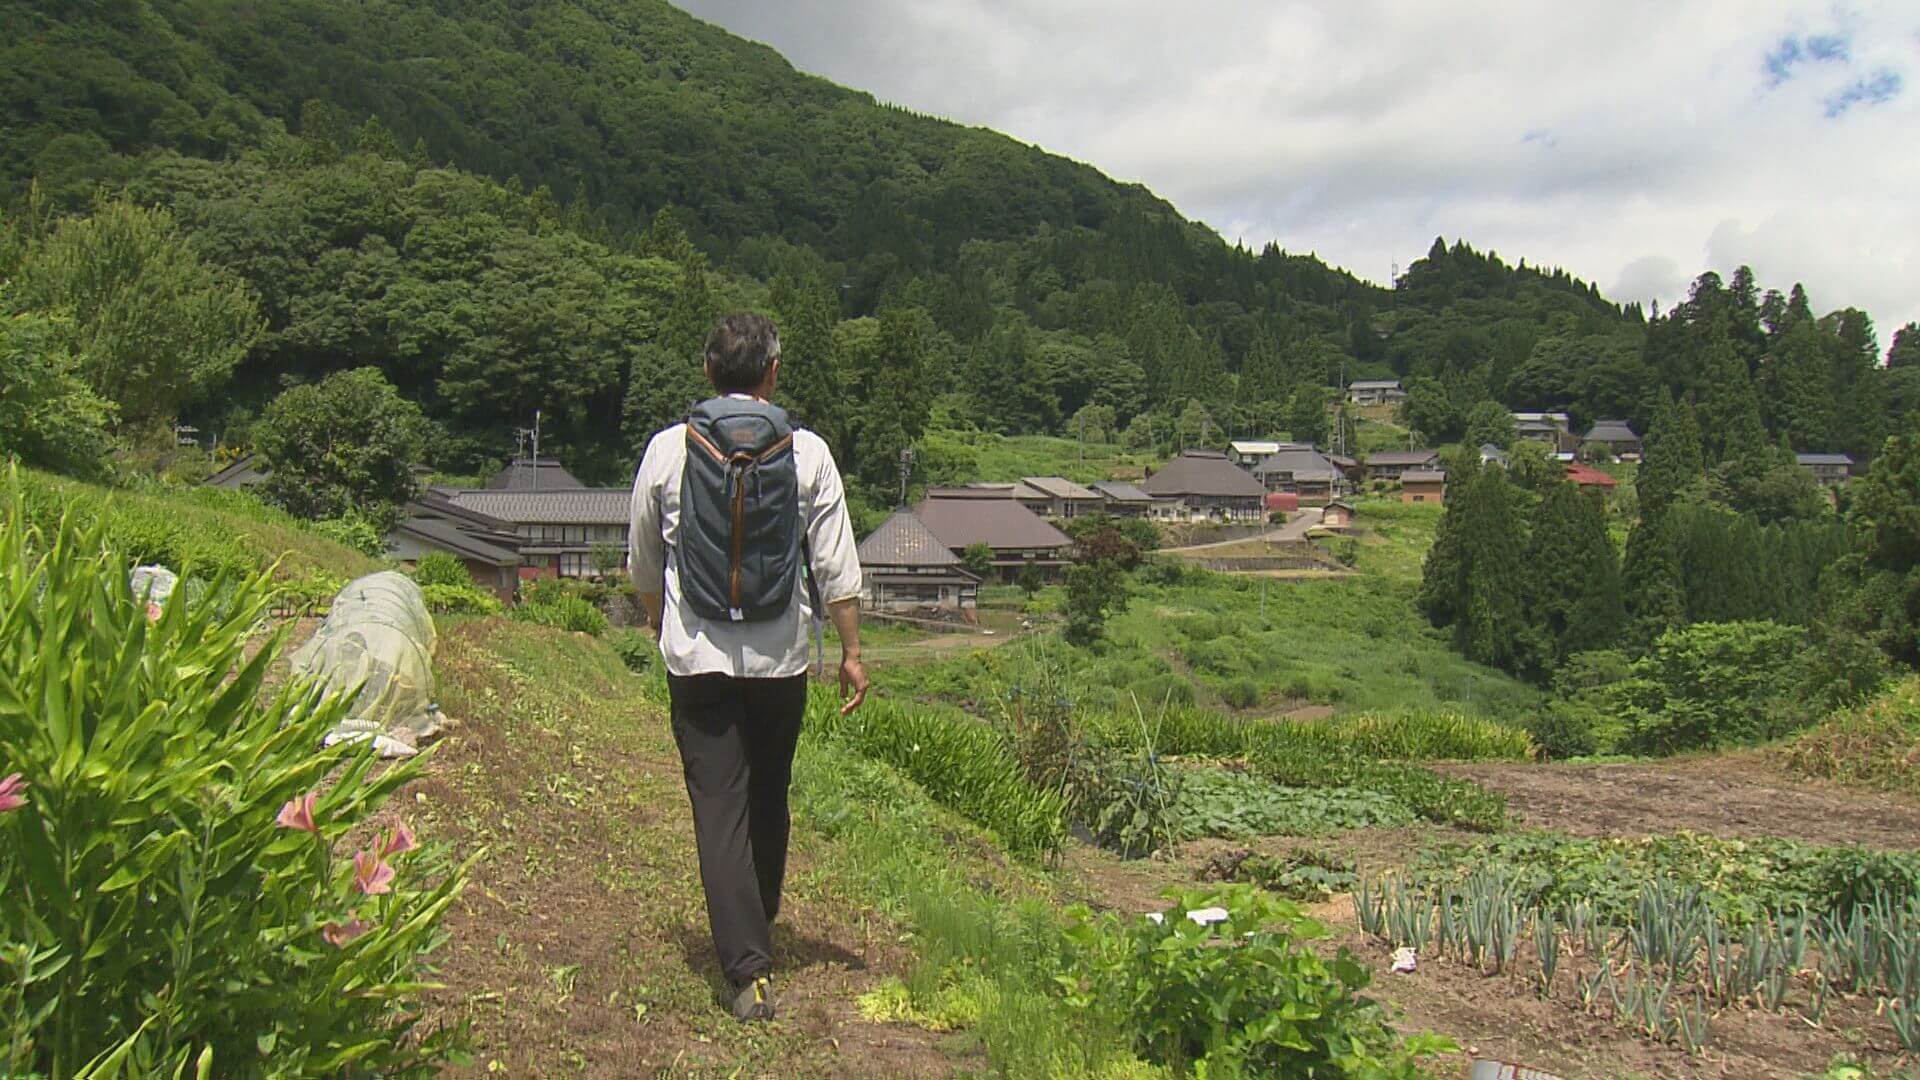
1434 755 1920 850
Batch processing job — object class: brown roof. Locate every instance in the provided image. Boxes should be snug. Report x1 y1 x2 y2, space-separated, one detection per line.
1139 451 1267 499
1366 450 1442 467
922 482 1047 501
1020 476 1102 501
913 498 1073 552
858 509 965 569
1402 470 1448 483
449 489 630 525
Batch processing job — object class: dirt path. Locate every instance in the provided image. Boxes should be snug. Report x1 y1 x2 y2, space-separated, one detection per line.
1437 755 1920 850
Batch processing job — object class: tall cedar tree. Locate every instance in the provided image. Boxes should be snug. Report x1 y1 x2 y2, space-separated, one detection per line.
1621 508 1687 648
1521 484 1625 676
1636 390 1703 518
1454 465 1532 672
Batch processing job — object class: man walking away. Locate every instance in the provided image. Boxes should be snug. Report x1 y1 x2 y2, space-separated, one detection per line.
628 313 867 1023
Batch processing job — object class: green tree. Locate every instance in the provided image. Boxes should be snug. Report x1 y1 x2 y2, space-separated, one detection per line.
623 253 718 449
255 367 428 522
1621 509 1687 648
9 200 261 429
1828 418 1920 667
0 301 115 477
960 542 996 580
1286 384 1330 447
1399 377 1462 443
1758 321 1835 451
1635 391 1703 519
1521 483 1625 675
1464 400 1516 450
1888 323 1920 369
1452 465 1532 671
1063 562 1125 647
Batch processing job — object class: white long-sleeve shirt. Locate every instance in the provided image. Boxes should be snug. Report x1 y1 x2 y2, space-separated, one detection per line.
628 412 862 678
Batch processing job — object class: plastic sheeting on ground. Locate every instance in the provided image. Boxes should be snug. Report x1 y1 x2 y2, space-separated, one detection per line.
290 571 447 758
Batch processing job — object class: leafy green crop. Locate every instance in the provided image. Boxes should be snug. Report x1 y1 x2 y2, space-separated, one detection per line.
1172 767 1411 841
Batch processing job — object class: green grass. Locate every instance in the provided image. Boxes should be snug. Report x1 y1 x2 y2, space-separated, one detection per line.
918 426 1155 485
10 467 378 582
1782 676 1920 797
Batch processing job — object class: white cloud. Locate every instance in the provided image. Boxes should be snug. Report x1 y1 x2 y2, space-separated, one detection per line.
679 0 1920 348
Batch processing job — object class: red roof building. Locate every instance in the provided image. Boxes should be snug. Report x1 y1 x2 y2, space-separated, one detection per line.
1564 462 1618 489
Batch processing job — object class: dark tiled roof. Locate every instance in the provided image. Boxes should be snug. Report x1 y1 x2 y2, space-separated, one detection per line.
449 489 630 525
923 482 1047 501
1252 449 1342 480
205 454 268 488
486 458 586 491
1139 451 1268 499
1366 450 1442 467
1796 453 1854 466
1349 380 1403 390
913 498 1074 552
1020 476 1102 501
391 517 520 566
858 509 964 569
1584 421 1641 443
1091 480 1156 504
411 491 516 534
1402 469 1448 483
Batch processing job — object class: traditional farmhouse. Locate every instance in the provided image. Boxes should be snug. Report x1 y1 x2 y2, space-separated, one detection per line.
1250 448 1346 503
1347 380 1407 407
1796 453 1854 488
1139 450 1269 521
914 497 1074 582
385 517 521 599
1020 476 1105 519
923 482 1052 516
1512 412 1578 454
1563 462 1618 491
1583 420 1643 461
1327 453 1362 482
1364 449 1442 482
1401 470 1447 504
856 508 981 618
448 488 630 581
1090 480 1162 519
486 456 586 491
1227 440 1284 467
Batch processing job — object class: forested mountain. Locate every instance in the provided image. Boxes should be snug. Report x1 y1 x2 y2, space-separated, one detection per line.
3 0 1914 500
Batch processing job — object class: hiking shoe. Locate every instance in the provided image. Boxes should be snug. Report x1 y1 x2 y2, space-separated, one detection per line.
731 975 775 1022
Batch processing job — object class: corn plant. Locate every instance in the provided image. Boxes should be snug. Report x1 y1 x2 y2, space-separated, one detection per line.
0 478 469 1078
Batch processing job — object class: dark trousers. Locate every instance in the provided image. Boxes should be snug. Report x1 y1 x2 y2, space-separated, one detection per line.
665 672 808 986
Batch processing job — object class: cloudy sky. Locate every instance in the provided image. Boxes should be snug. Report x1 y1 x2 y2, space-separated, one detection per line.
678 0 1919 348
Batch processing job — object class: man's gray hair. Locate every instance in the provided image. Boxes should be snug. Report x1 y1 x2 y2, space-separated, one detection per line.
704 313 782 394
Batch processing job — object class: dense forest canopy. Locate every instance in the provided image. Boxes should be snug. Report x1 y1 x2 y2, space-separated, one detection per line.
3 0 1915 503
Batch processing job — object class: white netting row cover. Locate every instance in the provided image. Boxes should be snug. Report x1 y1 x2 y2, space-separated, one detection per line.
288 571 446 758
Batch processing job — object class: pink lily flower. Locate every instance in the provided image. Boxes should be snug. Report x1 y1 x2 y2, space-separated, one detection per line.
275 792 319 834
380 820 417 858
352 850 395 895
322 919 368 947
0 773 27 813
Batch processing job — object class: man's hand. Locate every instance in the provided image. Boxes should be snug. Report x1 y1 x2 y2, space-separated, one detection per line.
838 652 869 715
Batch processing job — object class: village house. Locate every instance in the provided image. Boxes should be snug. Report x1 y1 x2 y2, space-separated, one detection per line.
1138 450 1269 521
385 516 521 599
856 508 981 618
1364 449 1442 483
923 482 1052 517
1511 412 1578 454
1400 469 1447 504
1250 448 1346 504
1327 453 1362 483
486 456 586 491
1227 440 1283 467
1347 380 1407 407
1563 462 1618 492
913 497 1075 582
1478 444 1510 468
1796 453 1854 488
447 488 630 581
1090 480 1162 519
1020 476 1105 519
1583 420 1643 461
205 453 269 491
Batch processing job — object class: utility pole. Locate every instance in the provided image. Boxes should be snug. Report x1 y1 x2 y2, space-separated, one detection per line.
532 409 541 491
1078 410 1085 470
897 446 915 507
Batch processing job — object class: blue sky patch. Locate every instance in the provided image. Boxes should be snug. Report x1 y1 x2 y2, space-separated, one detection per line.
1825 69 1903 117
1764 31 1852 87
